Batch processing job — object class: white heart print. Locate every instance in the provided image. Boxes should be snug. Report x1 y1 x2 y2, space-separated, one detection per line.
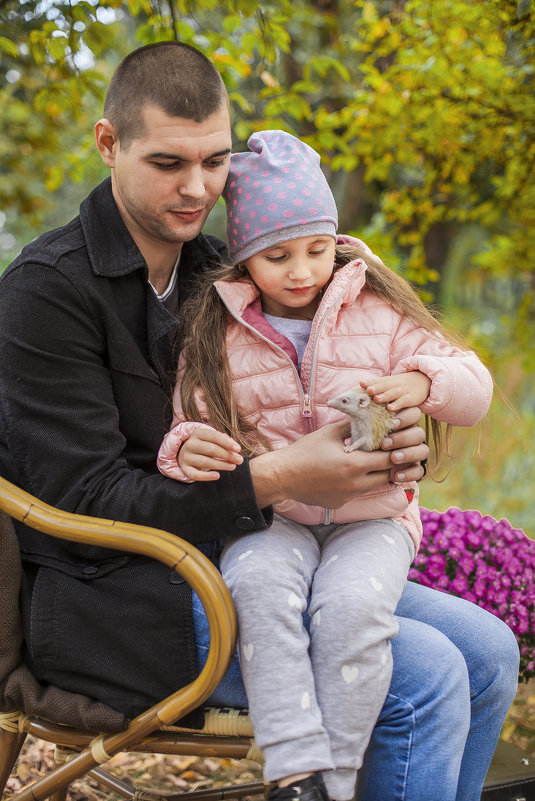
292 548 304 561
370 576 383 592
301 691 311 711
242 643 254 662
238 550 253 560
325 554 339 567
382 534 395 545
342 665 359 684
288 591 303 609
312 610 321 626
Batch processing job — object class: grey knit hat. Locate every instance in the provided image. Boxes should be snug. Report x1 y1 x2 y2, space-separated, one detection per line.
224 130 338 264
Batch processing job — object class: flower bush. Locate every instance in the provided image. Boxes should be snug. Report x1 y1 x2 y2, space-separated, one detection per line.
410 507 535 682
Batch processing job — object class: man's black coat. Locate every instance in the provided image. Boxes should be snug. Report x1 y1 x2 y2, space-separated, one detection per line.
0 179 270 720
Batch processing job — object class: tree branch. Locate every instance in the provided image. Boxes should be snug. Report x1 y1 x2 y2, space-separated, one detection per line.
167 0 179 41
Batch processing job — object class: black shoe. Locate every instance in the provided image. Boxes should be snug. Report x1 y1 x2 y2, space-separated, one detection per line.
268 774 329 801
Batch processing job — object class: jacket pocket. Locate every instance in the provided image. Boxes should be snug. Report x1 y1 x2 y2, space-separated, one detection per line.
23 556 199 721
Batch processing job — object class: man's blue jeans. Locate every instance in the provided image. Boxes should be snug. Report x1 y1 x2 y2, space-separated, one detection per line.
193 578 519 801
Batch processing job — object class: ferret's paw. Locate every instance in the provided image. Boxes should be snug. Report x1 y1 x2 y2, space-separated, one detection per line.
344 442 361 453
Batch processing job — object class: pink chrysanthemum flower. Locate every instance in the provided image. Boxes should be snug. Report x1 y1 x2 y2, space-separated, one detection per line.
410 508 535 682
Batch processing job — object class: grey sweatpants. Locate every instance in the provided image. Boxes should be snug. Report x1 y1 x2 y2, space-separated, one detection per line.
220 514 414 801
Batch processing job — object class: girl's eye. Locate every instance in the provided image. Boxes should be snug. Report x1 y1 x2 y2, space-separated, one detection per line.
266 255 286 262
309 248 327 256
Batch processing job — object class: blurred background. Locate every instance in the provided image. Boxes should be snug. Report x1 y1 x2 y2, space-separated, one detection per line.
1 1 535 790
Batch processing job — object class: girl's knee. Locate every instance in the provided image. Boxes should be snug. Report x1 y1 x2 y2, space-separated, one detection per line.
312 580 401 634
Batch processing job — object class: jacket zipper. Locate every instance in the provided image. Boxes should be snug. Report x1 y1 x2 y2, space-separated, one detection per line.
301 280 359 525
218 296 312 436
302 393 313 433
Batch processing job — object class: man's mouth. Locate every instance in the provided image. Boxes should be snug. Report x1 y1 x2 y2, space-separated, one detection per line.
168 208 205 222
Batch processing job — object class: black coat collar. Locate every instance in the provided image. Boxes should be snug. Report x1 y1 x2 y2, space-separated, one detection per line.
79 177 228 285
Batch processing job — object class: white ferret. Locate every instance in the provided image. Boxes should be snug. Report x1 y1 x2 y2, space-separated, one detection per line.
327 388 396 452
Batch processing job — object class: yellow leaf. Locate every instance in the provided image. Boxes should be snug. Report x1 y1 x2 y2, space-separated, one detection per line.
371 18 390 39
45 166 64 192
0 36 18 58
362 1 377 23
45 102 62 118
260 70 279 88
500 721 517 741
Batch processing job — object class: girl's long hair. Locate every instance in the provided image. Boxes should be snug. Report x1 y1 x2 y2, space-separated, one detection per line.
178 263 272 458
178 243 475 472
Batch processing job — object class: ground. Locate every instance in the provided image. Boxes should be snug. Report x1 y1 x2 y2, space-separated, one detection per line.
3 740 264 800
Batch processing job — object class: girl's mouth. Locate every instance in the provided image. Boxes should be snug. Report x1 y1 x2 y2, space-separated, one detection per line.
288 286 314 295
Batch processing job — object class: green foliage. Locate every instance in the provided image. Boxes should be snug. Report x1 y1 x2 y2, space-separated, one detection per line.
3 0 532 363
0 0 121 247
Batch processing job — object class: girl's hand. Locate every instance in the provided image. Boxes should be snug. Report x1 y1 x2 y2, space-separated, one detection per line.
360 371 431 412
179 428 243 481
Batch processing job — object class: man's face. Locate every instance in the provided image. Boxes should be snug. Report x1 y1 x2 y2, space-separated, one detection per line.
110 103 232 250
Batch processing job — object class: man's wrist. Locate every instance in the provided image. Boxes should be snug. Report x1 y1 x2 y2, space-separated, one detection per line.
248 450 286 509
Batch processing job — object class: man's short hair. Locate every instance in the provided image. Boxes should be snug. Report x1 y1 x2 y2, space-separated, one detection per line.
103 41 228 148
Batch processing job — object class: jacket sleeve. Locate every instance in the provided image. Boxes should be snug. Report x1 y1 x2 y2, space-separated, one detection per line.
389 315 493 427
157 421 214 482
0 264 271 545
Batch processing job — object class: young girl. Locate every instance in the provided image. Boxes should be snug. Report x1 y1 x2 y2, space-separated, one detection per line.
157 130 493 801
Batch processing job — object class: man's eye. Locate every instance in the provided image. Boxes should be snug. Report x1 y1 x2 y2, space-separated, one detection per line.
206 159 227 168
154 162 178 171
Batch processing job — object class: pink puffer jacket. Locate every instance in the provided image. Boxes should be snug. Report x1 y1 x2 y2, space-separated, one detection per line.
158 248 493 548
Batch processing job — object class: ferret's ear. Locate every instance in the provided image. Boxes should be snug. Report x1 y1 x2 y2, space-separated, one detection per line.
359 395 371 408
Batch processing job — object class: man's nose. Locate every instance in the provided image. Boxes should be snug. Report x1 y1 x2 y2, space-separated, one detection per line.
178 166 205 199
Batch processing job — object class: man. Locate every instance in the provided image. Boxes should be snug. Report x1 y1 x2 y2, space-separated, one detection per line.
2 44 517 801
0 42 428 718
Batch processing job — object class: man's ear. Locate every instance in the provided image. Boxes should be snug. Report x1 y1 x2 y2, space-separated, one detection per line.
95 118 118 167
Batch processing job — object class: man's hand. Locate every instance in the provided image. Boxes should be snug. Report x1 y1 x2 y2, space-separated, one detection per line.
249 407 427 509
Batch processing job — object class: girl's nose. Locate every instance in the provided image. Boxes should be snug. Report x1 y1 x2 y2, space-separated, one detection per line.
288 260 312 280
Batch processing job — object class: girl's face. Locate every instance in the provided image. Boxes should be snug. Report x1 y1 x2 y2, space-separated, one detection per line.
243 235 336 319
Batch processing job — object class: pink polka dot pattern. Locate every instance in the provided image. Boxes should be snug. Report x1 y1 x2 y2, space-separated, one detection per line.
224 130 337 264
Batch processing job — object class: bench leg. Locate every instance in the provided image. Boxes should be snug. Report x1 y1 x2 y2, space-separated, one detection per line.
0 727 28 795
49 790 68 801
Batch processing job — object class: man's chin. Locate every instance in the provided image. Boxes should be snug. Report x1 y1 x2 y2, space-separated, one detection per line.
156 223 204 245
164 214 209 243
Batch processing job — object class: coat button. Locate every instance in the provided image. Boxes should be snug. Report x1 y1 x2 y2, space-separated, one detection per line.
81 565 99 576
235 516 255 531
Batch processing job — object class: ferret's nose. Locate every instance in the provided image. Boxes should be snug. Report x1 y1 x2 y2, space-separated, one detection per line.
327 395 344 408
